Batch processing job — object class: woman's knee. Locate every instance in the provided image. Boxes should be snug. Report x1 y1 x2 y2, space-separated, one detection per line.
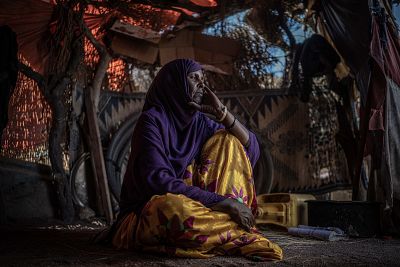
205 130 243 151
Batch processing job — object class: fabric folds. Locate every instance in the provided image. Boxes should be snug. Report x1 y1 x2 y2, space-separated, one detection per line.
113 131 282 261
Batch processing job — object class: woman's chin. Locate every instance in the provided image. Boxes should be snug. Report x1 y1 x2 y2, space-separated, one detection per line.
192 93 203 105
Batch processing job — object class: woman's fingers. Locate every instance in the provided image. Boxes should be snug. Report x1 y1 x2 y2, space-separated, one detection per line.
235 206 253 232
242 218 250 231
203 86 220 104
189 102 219 119
242 218 251 232
203 85 214 95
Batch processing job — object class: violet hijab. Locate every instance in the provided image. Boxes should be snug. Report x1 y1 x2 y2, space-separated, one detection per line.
119 59 226 215
143 58 201 129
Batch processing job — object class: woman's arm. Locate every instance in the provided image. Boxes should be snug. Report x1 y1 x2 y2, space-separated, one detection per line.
203 114 260 168
221 110 249 146
189 86 251 145
190 86 259 166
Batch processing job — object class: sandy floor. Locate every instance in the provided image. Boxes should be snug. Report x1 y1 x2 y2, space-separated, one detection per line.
1 225 400 267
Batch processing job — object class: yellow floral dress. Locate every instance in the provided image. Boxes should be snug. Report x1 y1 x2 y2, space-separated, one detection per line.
112 130 283 261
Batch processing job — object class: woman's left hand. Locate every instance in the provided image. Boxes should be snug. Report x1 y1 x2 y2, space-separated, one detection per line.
188 86 225 121
210 198 255 232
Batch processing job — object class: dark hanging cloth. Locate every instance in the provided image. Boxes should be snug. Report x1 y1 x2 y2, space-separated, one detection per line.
0 25 18 149
369 14 400 207
319 0 371 105
355 4 400 233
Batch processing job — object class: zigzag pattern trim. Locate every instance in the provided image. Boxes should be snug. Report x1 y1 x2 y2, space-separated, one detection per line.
99 97 144 137
264 103 298 136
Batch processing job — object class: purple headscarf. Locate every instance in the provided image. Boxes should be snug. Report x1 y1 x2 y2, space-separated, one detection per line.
143 58 202 129
119 59 226 215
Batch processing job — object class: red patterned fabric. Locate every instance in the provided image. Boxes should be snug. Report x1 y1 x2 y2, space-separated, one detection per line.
0 0 53 74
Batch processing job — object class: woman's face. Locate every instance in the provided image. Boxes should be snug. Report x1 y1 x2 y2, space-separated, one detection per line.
187 70 205 104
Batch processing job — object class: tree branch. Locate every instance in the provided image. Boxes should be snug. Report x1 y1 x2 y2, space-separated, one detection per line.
92 51 112 111
81 20 105 54
67 37 85 76
278 10 296 51
17 61 46 90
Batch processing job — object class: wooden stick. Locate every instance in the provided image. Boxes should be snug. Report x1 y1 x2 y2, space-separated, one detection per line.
82 24 114 222
85 86 113 223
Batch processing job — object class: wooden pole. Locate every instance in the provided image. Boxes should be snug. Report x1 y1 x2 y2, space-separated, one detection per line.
85 86 113 224
82 21 114 223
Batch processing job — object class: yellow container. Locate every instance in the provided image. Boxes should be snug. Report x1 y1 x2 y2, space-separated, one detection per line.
256 193 316 228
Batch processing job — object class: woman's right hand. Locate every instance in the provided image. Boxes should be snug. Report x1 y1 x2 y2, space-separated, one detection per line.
188 86 226 121
210 198 255 232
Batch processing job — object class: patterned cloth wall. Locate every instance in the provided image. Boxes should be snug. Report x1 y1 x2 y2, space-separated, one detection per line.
94 89 351 193
220 90 349 193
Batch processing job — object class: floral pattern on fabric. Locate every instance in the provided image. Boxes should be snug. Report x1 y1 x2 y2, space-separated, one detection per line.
226 186 249 204
218 231 232 245
155 209 209 250
198 158 214 175
232 234 257 247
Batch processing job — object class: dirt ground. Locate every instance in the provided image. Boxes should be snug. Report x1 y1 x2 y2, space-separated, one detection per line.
1 223 400 267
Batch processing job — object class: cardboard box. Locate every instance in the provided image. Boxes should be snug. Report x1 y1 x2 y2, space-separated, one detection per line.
110 21 160 64
111 34 159 64
110 21 241 74
159 28 240 74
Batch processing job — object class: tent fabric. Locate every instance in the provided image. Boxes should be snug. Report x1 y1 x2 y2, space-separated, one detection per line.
0 0 201 163
359 9 400 214
0 0 117 74
0 0 54 74
366 15 400 135
368 15 400 208
383 78 400 206
370 16 400 88
319 0 371 105
0 1 213 75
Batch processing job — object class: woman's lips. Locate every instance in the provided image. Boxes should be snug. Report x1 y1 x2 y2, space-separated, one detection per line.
192 90 203 104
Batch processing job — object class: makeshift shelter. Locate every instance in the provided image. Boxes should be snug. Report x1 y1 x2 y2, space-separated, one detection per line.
1 0 398 238
0 0 352 223
2 1 400 266
0 0 251 224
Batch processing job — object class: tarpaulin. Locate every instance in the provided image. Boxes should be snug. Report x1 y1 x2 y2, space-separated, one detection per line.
0 1 118 74
0 0 54 74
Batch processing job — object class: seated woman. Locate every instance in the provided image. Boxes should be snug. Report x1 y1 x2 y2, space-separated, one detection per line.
112 59 282 261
